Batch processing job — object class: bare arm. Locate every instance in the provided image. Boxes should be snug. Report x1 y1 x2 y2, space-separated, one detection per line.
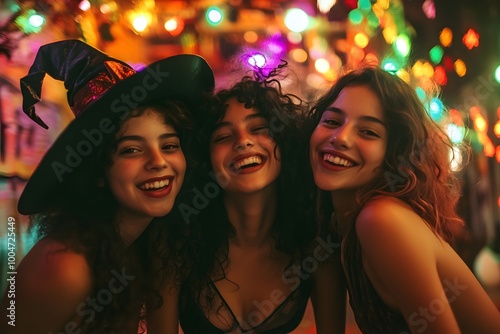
0 238 92 334
310 234 346 334
146 280 180 334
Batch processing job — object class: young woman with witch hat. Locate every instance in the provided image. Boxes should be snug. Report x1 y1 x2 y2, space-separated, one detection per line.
0 39 214 333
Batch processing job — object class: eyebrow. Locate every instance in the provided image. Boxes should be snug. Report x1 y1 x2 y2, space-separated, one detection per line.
116 133 179 144
325 106 386 127
213 113 267 131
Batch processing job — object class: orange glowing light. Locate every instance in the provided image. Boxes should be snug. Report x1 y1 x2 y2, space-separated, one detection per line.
483 139 495 158
494 121 500 138
454 59 467 77
449 109 464 126
474 114 487 133
434 66 447 86
412 60 424 77
469 106 480 119
439 27 453 47
462 29 479 50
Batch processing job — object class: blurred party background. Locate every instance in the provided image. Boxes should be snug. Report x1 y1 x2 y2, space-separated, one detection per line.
1 0 499 332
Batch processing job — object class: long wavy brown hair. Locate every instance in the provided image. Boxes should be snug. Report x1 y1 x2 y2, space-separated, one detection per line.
307 66 465 242
182 63 317 313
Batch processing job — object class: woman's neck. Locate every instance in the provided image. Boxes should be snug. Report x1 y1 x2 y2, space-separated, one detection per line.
223 186 277 248
116 213 152 246
331 190 357 237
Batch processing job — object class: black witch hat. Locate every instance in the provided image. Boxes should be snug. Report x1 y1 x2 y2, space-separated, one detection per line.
18 39 214 214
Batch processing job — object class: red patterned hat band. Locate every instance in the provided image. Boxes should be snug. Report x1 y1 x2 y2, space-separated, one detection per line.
71 61 136 117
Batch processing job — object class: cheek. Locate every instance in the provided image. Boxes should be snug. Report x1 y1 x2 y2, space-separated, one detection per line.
209 146 226 171
105 159 137 189
364 143 386 167
310 126 324 147
378 141 388 163
173 154 187 177
264 135 278 154
108 174 129 194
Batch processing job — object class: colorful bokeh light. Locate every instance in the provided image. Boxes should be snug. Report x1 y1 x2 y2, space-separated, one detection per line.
394 34 411 58
454 59 467 77
462 29 479 50
284 8 309 33
207 7 223 25
428 97 444 121
439 27 453 47
429 45 444 64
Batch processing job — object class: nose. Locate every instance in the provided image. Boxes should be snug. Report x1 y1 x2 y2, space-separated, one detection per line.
330 125 351 149
146 148 167 170
233 131 254 151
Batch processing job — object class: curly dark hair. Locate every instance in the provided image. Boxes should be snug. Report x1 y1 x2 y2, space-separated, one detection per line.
180 63 317 311
29 100 194 333
306 66 464 242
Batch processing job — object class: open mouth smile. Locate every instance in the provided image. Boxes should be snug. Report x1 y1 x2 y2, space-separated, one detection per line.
322 153 355 167
137 177 172 191
137 177 174 198
230 155 264 172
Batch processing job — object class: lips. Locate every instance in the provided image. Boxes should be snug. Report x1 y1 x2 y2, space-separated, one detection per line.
138 178 170 190
137 176 174 198
323 153 354 167
229 154 265 172
318 150 357 170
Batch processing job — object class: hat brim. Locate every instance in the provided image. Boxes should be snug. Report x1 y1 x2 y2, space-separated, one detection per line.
18 54 214 215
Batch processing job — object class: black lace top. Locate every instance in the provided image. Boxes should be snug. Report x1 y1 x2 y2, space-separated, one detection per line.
179 277 312 333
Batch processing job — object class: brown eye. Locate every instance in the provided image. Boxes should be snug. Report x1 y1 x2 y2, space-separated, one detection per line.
360 129 380 138
119 147 141 155
162 144 180 151
322 118 341 127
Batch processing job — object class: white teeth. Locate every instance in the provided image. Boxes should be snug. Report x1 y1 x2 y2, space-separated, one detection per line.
323 154 354 167
233 156 263 170
139 179 170 190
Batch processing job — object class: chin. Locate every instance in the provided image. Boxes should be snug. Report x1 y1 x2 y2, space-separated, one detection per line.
313 176 335 191
149 204 175 218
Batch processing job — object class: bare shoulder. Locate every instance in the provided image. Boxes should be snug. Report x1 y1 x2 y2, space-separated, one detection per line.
355 196 434 246
0 238 94 333
353 197 448 319
357 196 418 225
17 239 92 298
354 196 438 274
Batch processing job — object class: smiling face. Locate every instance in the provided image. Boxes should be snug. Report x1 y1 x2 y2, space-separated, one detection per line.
210 97 281 194
310 85 387 196
106 108 186 224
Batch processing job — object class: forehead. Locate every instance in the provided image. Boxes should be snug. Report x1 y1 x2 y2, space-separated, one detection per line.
329 85 384 120
220 97 263 122
119 109 176 134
